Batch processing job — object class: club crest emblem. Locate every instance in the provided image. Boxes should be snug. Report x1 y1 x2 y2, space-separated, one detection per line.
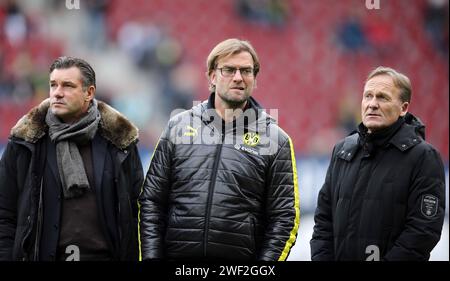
243 132 260 147
421 194 438 218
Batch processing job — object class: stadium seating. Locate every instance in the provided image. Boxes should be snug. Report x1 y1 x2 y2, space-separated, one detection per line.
1 0 448 159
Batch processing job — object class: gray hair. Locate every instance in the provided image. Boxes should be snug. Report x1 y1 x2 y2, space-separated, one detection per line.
366 66 412 103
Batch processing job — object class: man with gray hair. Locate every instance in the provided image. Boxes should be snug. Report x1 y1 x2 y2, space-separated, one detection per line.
0 56 143 261
311 66 446 261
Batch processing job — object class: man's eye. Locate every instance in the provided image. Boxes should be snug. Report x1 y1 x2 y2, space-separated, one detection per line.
223 67 235 73
242 68 252 74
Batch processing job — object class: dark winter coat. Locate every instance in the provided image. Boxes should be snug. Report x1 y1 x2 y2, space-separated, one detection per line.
311 113 446 261
0 99 144 261
139 94 299 261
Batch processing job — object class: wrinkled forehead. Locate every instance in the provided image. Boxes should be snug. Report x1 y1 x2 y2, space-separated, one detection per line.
364 74 398 93
215 51 254 67
50 67 83 83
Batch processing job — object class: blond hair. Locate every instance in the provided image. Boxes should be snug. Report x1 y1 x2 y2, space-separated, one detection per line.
206 38 260 92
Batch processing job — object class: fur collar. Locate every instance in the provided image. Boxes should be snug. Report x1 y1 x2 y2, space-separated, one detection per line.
10 99 139 149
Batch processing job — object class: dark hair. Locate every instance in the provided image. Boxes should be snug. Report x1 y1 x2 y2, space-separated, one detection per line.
49 56 96 90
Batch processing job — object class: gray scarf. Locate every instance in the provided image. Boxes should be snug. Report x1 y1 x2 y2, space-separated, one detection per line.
45 99 101 199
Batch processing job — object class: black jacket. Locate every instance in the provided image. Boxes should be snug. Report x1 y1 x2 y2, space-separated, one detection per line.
139 94 299 261
0 99 143 261
311 113 446 261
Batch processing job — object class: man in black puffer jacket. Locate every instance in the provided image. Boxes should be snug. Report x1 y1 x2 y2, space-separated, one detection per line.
311 66 446 261
139 38 299 261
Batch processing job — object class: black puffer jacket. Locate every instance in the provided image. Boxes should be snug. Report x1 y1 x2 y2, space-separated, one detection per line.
0 99 143 261
139 94 299 261
311 113 446 261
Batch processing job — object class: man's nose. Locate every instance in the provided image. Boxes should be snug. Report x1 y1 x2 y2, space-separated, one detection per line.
367 97 379 109
232 69 243 81
52 86 64 97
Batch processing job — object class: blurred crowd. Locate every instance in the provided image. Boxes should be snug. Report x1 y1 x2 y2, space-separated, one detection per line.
0 0 448 161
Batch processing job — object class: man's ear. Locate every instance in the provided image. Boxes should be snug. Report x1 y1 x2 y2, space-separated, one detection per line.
209 71 216 87
399 101 409 116
85 85 95 101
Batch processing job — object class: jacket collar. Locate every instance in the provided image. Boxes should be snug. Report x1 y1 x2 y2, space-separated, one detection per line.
194 93 276 133
339 112 425 161
10 99 138 150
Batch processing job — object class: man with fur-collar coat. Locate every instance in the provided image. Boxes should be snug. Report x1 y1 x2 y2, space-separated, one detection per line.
0 56 143 261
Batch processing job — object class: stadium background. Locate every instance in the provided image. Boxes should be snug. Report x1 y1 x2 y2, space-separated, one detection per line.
0 0 448 260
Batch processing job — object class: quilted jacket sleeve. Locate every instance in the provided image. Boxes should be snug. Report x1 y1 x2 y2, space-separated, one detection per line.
259 137 299 261
139 126 173 260
383 146 446 261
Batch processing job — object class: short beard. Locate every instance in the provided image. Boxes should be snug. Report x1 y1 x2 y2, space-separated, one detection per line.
218 92 249 109
224 98 247 108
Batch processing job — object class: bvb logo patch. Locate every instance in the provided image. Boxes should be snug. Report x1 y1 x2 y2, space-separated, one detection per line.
421 194 438 218
243 132 260 147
